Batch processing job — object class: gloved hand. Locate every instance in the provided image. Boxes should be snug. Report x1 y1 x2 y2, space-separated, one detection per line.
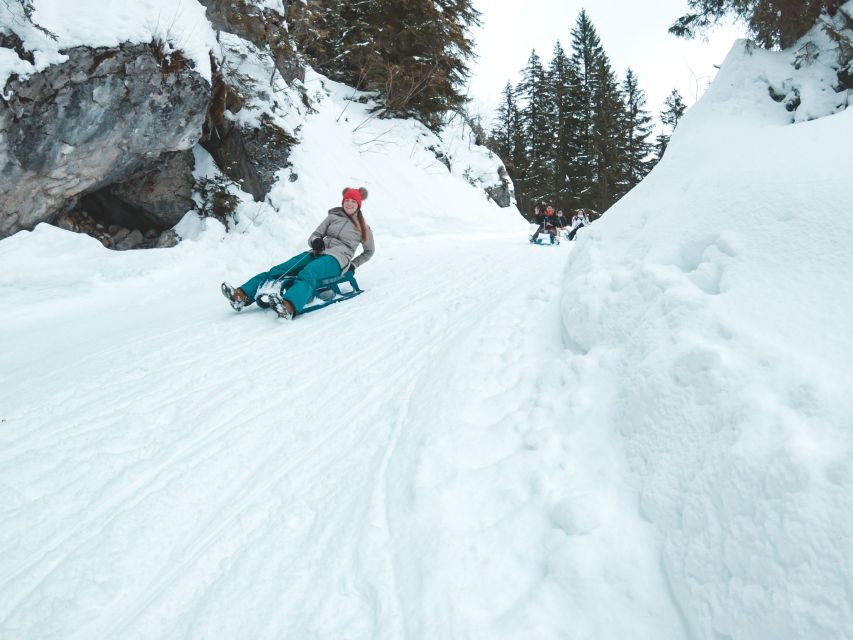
311 237 324 254
347 264 356 274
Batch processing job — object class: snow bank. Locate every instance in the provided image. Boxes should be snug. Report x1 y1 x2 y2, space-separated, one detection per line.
559 22 853 640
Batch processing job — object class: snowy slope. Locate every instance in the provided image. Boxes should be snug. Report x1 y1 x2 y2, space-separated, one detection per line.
1 67 632 639
0 227 573 640
3 6 853 640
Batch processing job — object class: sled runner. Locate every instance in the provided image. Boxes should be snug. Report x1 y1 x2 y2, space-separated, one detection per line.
529 235 560 246
256 270 364 316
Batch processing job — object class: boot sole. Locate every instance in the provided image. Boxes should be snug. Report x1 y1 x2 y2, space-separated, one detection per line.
221 282 246 312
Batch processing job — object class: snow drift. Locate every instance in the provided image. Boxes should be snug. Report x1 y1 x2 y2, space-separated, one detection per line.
559 16 853 640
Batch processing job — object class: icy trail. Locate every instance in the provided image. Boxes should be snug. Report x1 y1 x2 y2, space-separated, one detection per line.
0 228 683 639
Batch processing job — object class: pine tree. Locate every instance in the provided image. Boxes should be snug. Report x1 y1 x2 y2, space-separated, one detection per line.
292 0 481 129
655 88 687 159
619 68 654 192
509 95 529 214
489 82 520 169
289 0 377 87
669 0 842 49
589 54 624 210
516 50 552 211
547 41 580 210
567 10 606 209
365 0 481 128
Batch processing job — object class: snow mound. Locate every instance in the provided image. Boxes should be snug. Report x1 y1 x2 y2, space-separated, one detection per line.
559 19 853 640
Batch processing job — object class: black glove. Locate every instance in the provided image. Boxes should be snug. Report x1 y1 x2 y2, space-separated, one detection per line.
347 264 356 274
311 237 324 254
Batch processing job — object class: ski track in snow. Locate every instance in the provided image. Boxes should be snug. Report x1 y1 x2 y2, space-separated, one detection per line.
1 234 679 639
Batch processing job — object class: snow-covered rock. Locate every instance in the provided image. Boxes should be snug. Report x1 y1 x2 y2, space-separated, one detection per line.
200 32 304 202
0 0 309 240
438 111 516 208
0 42 210 236
199 0 301 83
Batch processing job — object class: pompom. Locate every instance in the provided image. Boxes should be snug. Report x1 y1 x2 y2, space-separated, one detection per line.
342 187 369 201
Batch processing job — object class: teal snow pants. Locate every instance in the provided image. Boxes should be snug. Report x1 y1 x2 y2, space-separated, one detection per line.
240 251 342 313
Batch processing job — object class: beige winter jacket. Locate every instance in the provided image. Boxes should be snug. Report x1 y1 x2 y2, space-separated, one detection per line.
308 207 375 271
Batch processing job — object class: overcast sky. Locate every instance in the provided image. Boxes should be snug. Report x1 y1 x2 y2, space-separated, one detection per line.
465 1 746 126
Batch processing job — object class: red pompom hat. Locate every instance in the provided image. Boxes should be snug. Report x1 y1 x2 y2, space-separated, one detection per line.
342 188 363 209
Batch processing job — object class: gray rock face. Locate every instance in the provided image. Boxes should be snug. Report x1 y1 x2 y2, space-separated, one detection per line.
81 150 196 230
204 115 295 201
485 167 514 208
486 183 513 208
0 42 211 237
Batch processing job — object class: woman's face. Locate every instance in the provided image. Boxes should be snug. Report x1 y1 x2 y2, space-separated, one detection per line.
343 199 358 215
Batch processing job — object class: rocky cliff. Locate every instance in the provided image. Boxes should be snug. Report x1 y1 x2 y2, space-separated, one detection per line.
0 0 515 249
0 0 303 248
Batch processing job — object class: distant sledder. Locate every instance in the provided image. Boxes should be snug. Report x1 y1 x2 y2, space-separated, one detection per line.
567 208 591 240
221 187 375 319
529 205 560 245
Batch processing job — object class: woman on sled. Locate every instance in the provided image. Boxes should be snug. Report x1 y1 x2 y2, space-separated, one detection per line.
221 187 375 319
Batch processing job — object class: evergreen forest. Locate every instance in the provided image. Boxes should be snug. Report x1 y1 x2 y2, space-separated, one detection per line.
485 10 686 219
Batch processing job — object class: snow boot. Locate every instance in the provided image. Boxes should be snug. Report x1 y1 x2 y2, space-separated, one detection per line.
221 282 247 311
268 292 293 320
